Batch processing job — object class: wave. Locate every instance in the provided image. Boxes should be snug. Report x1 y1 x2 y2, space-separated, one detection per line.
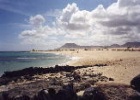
70 56 80 60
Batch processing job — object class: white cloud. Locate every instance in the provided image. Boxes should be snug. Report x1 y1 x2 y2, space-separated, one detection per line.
118 0 140 7
19 0 140 49
29 14 46 28
60 3 79 23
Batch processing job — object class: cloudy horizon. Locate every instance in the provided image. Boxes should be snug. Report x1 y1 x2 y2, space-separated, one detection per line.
0 0 140 51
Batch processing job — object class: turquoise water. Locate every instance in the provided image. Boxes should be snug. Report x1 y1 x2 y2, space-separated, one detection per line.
0 51 70 75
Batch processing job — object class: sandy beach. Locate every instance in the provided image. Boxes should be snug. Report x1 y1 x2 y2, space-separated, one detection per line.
50 50 140 85
0 49 140 99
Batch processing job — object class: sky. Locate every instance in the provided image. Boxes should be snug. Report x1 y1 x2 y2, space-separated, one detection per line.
0 0 140 51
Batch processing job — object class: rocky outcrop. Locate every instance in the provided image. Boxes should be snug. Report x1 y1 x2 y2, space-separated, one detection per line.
0 64 108 86
0 64 114 100
0 83 106 100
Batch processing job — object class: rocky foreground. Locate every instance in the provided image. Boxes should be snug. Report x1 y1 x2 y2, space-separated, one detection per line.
0 65 139 100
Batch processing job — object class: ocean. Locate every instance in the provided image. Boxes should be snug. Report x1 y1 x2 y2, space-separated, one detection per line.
0 51 70 76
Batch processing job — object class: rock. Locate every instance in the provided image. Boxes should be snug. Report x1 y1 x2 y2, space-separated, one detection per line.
47 88 56 100
83 87 107 100
87 79 97 85
66 73 73 77
99 76 108 82
0 65 106 86
0 77 11 85
56 89 67 100
72 72 81 81
24 75 34 80
0 92 8 100
49 78 62 86
74 82 91 92
36 84 78 100
57 83 77 100
82 76 90 80
131 74 140 92
94 64 108 67
109 78 114 81
13 95 30 100
37 89 50 100
0 91 30 100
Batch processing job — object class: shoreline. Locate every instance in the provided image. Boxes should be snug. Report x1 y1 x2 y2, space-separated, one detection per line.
37 51 81 66
0 51 74 76
0 50 140 99
45 50 140 84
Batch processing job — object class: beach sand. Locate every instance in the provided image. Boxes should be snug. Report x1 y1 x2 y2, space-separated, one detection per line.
50 50 140 85
0 49 140 99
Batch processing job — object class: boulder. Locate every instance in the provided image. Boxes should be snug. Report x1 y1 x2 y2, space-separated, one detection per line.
56 83 77 100
82 87 106 100
37 89 50 100
131 74 140 92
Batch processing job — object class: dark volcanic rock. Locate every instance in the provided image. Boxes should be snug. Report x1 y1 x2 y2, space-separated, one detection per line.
0 65 108 86
131 74 140 92
0 64 111 100
57 83 77 100
83 87 107 100
109 78 114 81
1 65 108 79
37 89 49 100
0 80 61 100
1 65 78 79
0 66 76 85
72 72 81 81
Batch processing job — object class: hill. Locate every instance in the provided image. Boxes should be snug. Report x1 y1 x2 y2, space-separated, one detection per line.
110 44 121 48
59 42 140 49
122 42 140 47
60 43 80 48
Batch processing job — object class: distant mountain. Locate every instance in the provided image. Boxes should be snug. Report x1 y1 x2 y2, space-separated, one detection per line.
59 42 140 49
60 43 80 48
110 44 121 48
122 42 140 47
60 43 103 49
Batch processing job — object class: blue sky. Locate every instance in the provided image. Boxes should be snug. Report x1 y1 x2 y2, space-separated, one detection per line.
0 0 140 51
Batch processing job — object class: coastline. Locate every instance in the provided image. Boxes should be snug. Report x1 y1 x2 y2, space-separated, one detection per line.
0 51 73 76
46 50 140 84
0 50 140 99
18 50 140 85
39 51 81 66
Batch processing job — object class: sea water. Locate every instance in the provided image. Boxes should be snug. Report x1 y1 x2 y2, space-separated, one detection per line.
0 51 70 75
